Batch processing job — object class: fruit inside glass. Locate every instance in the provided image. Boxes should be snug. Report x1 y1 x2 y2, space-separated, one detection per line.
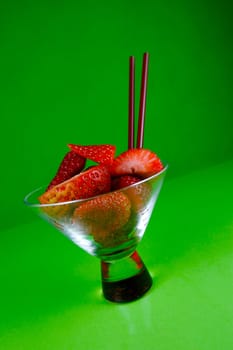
24 164 167 303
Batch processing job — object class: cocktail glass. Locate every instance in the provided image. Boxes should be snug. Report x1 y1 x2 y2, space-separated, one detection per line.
24 164 167 303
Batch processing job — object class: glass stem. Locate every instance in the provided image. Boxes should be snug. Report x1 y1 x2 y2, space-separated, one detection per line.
101 251 152 303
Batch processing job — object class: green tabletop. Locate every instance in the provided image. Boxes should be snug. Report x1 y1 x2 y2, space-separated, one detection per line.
1 160 232 350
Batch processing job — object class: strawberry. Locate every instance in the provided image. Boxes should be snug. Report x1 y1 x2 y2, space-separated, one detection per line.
111 175 152 212
73 192 131 247
109 148 163 178
111 175 141 191
47 151 86 190
125 181 152 211
39 165 111 206
68 144 116 166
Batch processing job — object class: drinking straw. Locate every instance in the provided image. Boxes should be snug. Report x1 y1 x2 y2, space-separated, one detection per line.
128 56 135 149
136 52 149 148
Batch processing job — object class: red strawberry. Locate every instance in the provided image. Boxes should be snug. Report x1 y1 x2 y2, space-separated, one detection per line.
73 192 131 247
47 151 86 190
39 165 111 205
111 175 152 212
111 175 141 191
68 144 116 166
125 181 152 211
110 148 163 178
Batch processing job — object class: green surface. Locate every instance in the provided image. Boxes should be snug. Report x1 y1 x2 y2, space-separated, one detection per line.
0 0 233 349
0 160 233 349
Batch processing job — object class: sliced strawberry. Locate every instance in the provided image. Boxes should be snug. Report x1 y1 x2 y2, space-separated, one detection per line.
73 192 131 247
111 175 141 191
68 144 116 166
110 148 163 178
39 165 111 205
47 151 86 190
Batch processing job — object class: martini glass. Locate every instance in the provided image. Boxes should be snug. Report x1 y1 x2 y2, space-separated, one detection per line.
24 164 167 303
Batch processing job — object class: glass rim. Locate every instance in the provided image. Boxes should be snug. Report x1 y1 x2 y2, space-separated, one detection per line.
24 162 168 208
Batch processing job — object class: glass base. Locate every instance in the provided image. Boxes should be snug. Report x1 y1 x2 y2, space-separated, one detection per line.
101 251 153 303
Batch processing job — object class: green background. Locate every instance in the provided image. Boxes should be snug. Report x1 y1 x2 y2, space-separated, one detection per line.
0 0 233 349
0 0 233 229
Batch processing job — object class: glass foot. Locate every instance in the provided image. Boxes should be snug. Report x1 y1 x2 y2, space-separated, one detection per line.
101 251 152 303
